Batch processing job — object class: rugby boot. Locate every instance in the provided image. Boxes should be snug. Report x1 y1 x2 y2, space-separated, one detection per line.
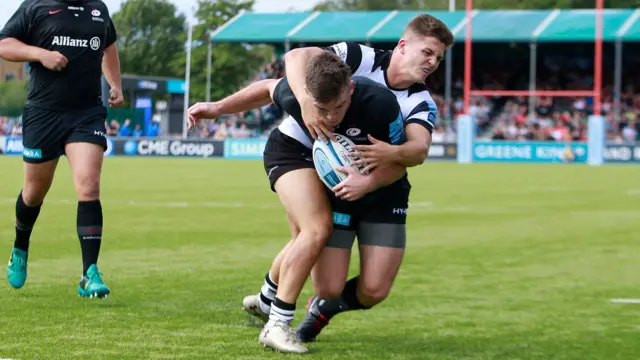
243 293 269 323
78 264 110 299
7 248 28 289
259 320 309 354
296 296 329 343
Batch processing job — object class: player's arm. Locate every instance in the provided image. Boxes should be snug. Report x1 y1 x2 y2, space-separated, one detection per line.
102 18 123 107
0 4 45 63
283 42 363 141
400 99 437 165
351 101 436 169
187 79 281 129
391 124 432 167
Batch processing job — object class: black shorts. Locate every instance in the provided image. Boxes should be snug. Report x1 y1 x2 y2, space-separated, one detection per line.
263 128 314 192
326 182 411 249
21 105 108 163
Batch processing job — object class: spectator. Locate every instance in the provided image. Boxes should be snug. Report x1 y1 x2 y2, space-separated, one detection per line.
132 124 143 137
118 119 132 137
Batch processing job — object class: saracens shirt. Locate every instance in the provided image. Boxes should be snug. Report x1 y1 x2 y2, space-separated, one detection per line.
0 0 117 110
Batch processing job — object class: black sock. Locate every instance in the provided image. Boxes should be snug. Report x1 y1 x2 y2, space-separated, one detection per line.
317 276 369 320
77 200 103 276
14 191 42 252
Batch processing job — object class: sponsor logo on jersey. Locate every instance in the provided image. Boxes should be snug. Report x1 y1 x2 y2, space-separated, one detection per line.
89 37 101 50
91 9 101 16
68 6 84 11
51 36 100 50
49 9 63 15
346 128 361 137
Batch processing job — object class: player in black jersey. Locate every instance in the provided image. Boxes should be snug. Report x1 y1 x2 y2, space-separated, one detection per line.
241 14 455 344
1 0 123 298
188 51 417 353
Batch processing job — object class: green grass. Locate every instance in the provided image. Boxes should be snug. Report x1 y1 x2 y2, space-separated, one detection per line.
0 156 639 359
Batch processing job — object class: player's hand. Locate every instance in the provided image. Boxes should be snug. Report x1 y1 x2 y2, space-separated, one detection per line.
187 102 220 130
39 50 68 71
108 87 124 108
301 96 335 143
349 134 398 172
332 166 374 202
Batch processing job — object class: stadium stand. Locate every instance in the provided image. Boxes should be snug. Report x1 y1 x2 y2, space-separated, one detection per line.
205 9 640 143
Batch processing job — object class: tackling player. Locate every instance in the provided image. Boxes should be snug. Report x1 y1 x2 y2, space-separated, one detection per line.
188 52 414 353
240 14 455 342
1 0 123 298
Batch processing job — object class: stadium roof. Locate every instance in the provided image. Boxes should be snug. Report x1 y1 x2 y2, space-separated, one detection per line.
210 9 640 43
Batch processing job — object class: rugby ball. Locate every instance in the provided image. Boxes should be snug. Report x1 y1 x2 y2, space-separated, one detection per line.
312 134 368 190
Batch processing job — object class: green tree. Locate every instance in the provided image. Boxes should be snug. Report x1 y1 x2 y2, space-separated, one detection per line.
0 80 28 114
173 0 274 102
112 0 187 76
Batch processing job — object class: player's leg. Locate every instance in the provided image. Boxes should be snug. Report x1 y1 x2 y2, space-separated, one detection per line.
296 187 409 342
258 168 332 352
7 160 59 289
256 129 333 353
64 106 110 298
243 216 297 321
7 105 64 289
295 224 355 343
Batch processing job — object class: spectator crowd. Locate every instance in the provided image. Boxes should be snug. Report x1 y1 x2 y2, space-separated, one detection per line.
2 48 640 144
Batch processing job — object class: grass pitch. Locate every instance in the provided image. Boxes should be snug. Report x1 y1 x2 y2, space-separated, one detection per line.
0 156 638 359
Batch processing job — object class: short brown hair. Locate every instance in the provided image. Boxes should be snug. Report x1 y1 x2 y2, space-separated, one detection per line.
404 14 454 48
305 51 351 103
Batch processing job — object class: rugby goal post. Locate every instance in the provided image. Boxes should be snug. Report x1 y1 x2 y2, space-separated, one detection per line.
456 0 605 166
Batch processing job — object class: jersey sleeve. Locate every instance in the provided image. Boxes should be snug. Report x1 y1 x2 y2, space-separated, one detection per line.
0 1 32 43
271 77 302 118
405 99 438 134
325 42 363 75
105 18 117 48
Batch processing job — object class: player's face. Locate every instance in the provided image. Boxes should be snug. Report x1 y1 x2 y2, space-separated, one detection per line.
400 34 446 83
311 80 355 127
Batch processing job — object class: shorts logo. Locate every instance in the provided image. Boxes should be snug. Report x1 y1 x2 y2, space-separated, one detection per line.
333 212 351 226
94 130 106 138
392 208 408 215
346 128 361 137
267 165 279 179
23 147 42 159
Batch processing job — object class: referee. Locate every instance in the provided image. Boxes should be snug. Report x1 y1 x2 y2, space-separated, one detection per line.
0 0 123 298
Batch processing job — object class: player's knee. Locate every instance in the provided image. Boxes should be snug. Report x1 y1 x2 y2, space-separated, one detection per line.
315 281 344 299
21 187 46 206
358 281 391 305
300 218 333 249
74 174 100 200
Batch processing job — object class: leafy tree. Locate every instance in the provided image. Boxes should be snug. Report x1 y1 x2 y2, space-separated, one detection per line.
172 0 274 102
112 0 187 76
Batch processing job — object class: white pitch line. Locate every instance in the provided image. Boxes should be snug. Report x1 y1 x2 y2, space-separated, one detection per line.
610 298 640 304
0 198 436 211
626 189 640 196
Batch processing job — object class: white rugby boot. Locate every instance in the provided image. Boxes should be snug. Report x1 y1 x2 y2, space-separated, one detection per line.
242 293 269 323
259 320 309 354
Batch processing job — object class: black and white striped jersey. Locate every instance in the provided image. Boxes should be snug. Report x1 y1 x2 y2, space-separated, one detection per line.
277 41 437 148
327 41 438 134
